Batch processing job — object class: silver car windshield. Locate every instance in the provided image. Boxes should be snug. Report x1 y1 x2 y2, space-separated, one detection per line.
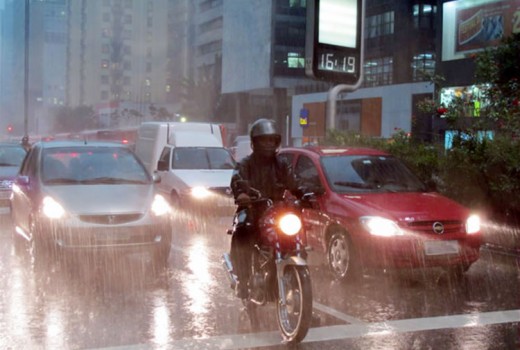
321 155 426 193
42 147 150 185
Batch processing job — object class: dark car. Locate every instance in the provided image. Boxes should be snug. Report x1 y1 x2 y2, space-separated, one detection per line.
279 146 482 281
10 140 173 267
0 142 27 206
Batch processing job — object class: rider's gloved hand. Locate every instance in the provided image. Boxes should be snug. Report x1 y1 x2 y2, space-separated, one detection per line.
236 193 251 205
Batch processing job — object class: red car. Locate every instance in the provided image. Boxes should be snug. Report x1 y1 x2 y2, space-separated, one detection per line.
279 146 482 281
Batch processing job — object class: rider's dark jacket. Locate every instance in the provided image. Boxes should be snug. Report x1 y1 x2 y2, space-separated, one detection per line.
230 152 301 204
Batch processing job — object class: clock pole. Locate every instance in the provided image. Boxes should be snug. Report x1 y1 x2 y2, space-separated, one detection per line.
326 84 357 131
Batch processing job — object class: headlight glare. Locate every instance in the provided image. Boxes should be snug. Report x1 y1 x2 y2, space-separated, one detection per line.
360 216 403 236
42 196 65 219
278 213 302 236
466 214 480 234
191 186 211 199
151 194 171 216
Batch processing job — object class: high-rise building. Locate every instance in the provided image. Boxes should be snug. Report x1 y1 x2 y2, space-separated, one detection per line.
66 0 170 126
3 0 492 144
0 0 30 135
0 0 68 136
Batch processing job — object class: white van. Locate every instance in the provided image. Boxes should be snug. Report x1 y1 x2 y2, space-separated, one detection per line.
135 122 236 220
230 135 252 162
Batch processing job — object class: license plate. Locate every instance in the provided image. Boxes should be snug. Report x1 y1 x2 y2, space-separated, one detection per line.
424 240 459 256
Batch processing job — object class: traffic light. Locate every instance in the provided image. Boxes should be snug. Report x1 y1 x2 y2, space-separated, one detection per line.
6 124 13 133
305 0 365 87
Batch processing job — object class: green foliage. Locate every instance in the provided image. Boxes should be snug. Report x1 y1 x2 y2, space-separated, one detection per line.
324 129 386 148
474 33 520 136
383 131 441 183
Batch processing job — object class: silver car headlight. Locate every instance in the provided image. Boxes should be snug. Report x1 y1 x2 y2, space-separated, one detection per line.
360 216 404 237
465 214 480 234
42 196 65 219
151 194 171 216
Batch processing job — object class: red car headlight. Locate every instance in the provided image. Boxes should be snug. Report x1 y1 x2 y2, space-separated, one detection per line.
360 216 403 237
465 214 480 234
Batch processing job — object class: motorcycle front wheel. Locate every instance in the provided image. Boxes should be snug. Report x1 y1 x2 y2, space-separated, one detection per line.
276 265 313 344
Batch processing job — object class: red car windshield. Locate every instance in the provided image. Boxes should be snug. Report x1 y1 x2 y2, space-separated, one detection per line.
321 155 427 193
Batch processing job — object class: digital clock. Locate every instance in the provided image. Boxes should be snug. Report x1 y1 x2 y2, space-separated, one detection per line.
305 0 364 86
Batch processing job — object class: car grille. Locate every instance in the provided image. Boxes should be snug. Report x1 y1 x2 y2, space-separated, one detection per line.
403 220 464 235
79 213 143 225
0 180 13 189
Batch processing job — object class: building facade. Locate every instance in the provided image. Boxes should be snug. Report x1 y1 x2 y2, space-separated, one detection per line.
4 0 510 143
290 0 439 145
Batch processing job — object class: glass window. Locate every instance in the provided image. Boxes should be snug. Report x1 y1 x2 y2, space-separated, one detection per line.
413 4 437 29
363 56 393 87
172 147 235 170
0 145 26 166
321 155 425 193
412 52 435 81
294 155 321 187
365 11 394 39
42 147 149 184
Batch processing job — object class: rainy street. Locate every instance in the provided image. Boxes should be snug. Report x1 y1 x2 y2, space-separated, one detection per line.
0 207 519 350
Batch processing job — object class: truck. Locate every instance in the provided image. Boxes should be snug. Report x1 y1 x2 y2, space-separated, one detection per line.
134 122 236 226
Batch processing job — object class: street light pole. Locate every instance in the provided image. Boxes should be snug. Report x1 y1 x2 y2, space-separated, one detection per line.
23 0 30 139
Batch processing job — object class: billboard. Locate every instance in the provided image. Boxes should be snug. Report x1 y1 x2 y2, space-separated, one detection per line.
442 0 520 61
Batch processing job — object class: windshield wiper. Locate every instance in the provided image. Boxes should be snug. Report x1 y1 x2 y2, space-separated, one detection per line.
334 181 374 189
45 178 79 184
0 162 19 166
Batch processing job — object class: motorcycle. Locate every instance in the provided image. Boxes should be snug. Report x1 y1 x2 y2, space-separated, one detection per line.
222 182 314 344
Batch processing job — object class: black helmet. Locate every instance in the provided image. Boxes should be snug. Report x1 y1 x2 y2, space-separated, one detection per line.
249 118 281 158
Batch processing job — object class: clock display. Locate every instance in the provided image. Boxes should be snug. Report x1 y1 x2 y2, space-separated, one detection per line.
318 52 357 74
305 0 364 86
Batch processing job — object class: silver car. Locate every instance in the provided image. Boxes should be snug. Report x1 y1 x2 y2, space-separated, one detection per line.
10 141 172 267
0 142 27 206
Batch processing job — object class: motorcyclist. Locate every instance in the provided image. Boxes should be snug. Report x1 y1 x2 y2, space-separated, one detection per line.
229 118 302 299
21 135 31 151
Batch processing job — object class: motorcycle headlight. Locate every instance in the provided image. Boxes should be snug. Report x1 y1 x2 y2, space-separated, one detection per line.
465 214 480 234
360 216 403 237
278 213 302 236
42 196 65 219
151 194 171 216
190 186 212 199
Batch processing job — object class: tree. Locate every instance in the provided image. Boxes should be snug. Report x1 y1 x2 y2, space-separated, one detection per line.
474 33 520 136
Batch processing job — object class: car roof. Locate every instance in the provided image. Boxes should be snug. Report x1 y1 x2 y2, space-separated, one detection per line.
280 145 390 157
34 140 130 149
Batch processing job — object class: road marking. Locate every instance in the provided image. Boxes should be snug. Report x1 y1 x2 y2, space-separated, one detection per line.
95 309 520 350
313 301 366 324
